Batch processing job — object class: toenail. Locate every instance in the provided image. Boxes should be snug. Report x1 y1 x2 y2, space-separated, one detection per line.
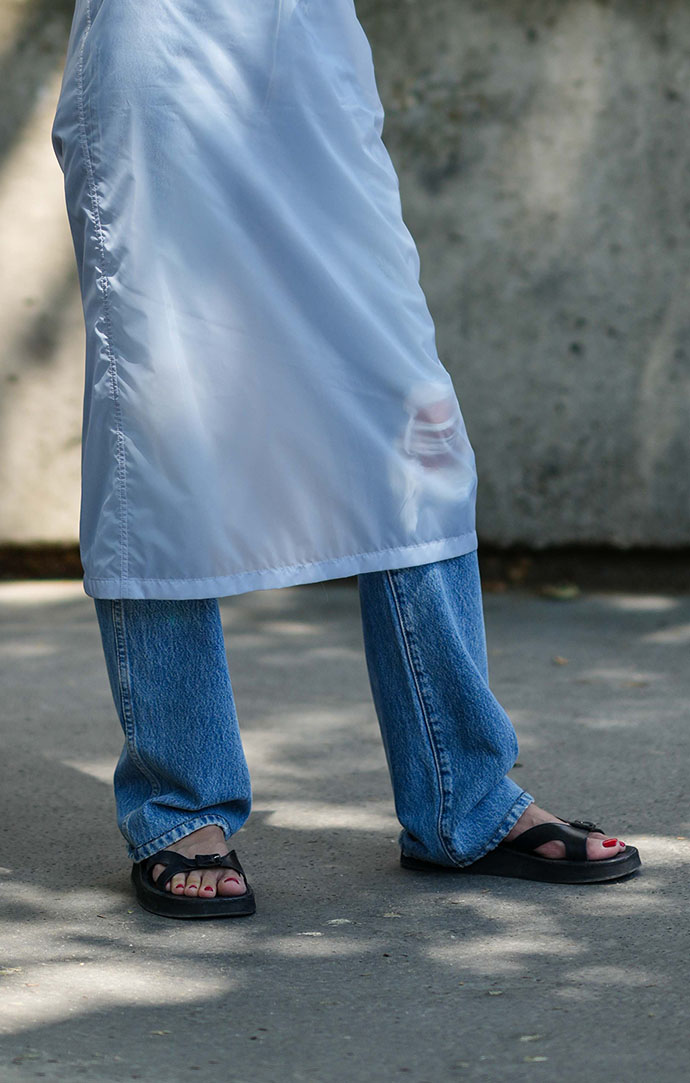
602 839 618 848
224 877 240 884
203 886 214 892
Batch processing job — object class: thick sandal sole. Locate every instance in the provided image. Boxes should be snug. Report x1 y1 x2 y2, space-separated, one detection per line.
400 844 641 884
131 864 257 919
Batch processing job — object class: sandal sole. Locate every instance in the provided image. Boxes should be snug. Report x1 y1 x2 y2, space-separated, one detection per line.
400 844 642 884
131 864 257 919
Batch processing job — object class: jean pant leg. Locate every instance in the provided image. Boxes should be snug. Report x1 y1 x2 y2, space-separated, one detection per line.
357 550 533 866
93 597 252 862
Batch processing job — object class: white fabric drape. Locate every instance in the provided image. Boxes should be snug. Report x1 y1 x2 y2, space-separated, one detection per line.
52 0 477 598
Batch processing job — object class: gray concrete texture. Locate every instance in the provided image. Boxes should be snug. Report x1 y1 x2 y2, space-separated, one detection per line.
2 0 690 545
1 578 689 1081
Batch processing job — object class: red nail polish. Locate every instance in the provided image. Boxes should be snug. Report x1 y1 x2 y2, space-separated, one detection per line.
203 885 214 892
602 839 618 848
224 877 240 885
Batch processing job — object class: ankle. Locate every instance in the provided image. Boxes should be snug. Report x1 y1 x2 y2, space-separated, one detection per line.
171 824 228 851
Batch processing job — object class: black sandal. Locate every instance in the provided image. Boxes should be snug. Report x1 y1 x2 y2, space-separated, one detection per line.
400 819 641 884
131 849 256 918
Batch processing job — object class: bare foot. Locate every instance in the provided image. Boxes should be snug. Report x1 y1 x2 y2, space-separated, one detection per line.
151 825 247 898
505 803 626 860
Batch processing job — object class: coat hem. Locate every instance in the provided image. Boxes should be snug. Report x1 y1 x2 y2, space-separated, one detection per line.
82 530 478 600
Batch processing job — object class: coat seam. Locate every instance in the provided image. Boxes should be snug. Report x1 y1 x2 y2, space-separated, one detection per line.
76 0 129 588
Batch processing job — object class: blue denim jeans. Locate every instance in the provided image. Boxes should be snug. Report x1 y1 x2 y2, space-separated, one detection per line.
94 551 533 864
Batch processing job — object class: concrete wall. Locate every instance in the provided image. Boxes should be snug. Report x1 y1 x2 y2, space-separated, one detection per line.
0 0 82 544
2 0 689 547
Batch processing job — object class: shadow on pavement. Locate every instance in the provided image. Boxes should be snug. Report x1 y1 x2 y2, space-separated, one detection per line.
0 580 688 1082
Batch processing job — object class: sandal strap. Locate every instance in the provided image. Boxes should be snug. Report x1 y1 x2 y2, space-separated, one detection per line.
143 849 246 890
505 820 602 861
567 819 603 833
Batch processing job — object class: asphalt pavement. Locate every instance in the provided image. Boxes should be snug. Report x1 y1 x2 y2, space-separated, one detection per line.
1 577 688 1082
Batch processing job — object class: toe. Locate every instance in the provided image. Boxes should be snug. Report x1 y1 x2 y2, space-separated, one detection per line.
217 871 247 897
199 870 218 898
587 834 626 860
170 872 188 894
185 871 202 897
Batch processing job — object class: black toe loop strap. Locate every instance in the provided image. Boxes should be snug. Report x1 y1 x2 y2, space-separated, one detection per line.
506 822 597 861
144 849 246 890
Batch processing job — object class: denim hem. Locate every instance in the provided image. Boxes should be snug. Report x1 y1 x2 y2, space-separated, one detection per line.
461 788 535 866
126 814 235 863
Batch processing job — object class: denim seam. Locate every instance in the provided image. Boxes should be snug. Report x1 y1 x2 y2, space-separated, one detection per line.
76 0 129 587
110 601 162 817
384 568 456 865
388 568 465 863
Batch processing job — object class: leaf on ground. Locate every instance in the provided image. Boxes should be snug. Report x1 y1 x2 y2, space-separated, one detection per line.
524 1056 548 1062
540 583 580 600
552 655 569 665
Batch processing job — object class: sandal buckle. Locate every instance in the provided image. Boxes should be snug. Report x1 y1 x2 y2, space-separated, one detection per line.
569 819 599 832
193 852 224 867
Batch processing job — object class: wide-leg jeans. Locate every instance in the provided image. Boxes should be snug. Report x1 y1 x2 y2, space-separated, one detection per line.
93 551 533 865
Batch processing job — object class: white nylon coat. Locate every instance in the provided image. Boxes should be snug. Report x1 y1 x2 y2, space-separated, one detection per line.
51 0 478 599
